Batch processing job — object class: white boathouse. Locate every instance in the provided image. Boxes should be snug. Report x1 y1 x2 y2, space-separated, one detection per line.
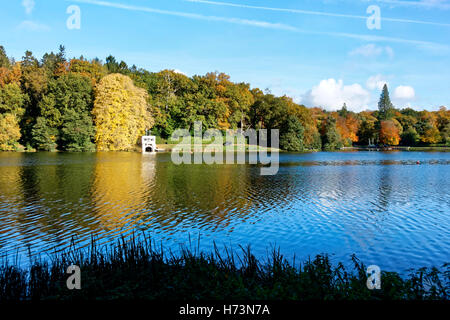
142 136 157 153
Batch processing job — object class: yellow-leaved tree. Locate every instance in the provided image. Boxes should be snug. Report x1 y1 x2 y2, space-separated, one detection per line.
0 113 21 151
93 74 154 151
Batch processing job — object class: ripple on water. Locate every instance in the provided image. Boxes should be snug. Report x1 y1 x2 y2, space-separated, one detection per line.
0 152 448 272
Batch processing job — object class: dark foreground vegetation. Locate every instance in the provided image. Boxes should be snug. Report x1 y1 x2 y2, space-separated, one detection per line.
0 237 448 301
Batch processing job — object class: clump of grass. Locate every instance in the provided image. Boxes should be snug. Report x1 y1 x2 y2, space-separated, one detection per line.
0 236 448 301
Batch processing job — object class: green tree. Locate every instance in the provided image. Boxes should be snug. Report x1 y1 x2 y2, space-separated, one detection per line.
378 84 394 120
280 116 305 152
33 73 94 151
42 45 67 76
0 45 10 68
60 109 95 152
338 103 349 118
31 117 58 151
0 83 26 116
442 123 450 145
321 115 343 151
401 127 420 146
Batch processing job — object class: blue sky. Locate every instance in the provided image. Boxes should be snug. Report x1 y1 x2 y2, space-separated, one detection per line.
0 0 449 111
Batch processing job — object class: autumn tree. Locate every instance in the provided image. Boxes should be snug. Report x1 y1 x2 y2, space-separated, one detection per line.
420 125 441 144
225 82 254 129
93 73 154 151
335 111 360 147
287 102 321 150
0 113 21 150
0 81 26 150
415 111 440 144
436 106 450 143
379 120 400 145
0 63 22 87
69 58 106 85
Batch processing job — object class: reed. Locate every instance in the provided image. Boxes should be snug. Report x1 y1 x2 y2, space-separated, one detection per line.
0 235 448 301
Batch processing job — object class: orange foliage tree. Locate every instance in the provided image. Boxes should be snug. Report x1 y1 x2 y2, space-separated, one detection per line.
335 113 360 146
380 120 400 145
0 63 22 87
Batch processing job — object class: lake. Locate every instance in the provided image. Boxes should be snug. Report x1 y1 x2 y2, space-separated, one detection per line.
0 151 449 273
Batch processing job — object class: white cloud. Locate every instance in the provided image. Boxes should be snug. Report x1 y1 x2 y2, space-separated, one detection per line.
350 44 383 57
22 0 35 15
301 79 371 112
17 20 51 32
366 75 389 91
385 46 395 59
349 44 394 58
173 69 187 76
394 85 416 100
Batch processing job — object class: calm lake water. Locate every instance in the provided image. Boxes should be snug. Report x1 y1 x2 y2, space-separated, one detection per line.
0 151 449 272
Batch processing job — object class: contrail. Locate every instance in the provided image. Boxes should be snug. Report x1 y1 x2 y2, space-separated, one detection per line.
373 0 450 10
68 0 298 31
68 0 449 50
185 0 450 27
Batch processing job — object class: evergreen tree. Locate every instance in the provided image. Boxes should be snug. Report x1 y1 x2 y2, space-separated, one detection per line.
401 127 420 146
31 117 58 151
280 116 305 152
322 115 343 151
378 84 394 120
338 103 348 117
60 109 96 152
0 46 10 68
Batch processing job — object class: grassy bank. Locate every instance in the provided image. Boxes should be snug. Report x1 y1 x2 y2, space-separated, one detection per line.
0 237 448 301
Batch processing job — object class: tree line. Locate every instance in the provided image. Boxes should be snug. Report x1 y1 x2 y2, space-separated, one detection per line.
0 45 449 152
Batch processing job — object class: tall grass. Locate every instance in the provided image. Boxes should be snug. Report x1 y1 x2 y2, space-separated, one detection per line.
0 236 448 301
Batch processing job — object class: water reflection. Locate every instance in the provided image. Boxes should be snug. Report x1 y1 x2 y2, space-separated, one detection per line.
0 151 449 272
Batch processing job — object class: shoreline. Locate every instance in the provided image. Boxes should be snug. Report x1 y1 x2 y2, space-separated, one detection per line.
2 146 449 153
